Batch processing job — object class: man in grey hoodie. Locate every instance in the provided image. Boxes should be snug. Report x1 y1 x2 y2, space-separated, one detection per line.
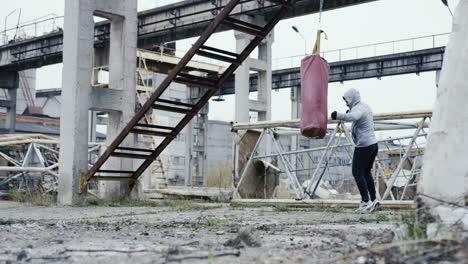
331 88 379 212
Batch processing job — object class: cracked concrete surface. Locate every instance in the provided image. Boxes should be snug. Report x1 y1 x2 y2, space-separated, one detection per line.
0 201 405 263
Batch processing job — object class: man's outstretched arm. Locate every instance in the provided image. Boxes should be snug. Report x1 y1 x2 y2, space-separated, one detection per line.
331 107 363 121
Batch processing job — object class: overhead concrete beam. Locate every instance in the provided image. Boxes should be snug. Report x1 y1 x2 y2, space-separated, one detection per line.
221 47 445 94
34 47 446 100
0 0 378 71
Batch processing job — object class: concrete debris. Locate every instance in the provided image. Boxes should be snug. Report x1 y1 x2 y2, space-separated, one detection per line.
224 227 261 248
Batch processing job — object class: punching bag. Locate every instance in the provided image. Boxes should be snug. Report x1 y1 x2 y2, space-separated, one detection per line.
300 31 330 139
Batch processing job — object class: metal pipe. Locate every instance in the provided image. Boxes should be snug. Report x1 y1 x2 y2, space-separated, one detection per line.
0 167 54 172
252 133 426 159
303 124 340 198
231 110 432 131
381 118 426 200
271 122 430 136
268 129 303 198
3 9 18 38
0 139 103 147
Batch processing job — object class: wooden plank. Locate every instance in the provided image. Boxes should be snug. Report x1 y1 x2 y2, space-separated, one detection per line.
231 199 414 209
144 187 233 201
231 110 433 131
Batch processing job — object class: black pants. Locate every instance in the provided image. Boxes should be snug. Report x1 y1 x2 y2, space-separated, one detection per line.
352 143 378 202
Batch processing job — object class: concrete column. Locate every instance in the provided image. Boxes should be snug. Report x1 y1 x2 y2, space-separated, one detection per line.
5 88 17 133
234 16 274 178
185 118 193 187
99 1 138 199
257 31 273 122
234 29 274 123
419 1 468 207
59 0 137 205
234 32 252 123
17 69 37 114
200 109 208 186
58 0 95 205
0 71 19 133
291 86 301 120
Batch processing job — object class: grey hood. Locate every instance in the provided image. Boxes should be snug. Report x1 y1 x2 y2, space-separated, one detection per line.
343 88 361 109
336 88 377 148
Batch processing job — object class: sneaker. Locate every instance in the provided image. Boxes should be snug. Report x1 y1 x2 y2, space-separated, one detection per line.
356 201 372 213
366 200 380 213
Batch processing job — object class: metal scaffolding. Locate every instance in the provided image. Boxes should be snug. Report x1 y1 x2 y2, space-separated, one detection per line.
0 134 102 196
232 111 431 201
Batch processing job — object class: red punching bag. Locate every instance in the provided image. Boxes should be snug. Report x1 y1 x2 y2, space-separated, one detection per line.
300 31 329 139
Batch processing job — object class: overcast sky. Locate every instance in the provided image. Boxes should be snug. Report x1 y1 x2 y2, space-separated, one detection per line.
0 0 460 136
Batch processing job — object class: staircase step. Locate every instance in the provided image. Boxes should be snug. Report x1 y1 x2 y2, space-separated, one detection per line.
222 18 266 37
155 98 195 108
130 128 175 138
195 50 241 65
97 170 135 174
111 152 155 160
91 176 136 181
152 104 193 114
200 45 239 58
173 77 217 90
116 146 154 153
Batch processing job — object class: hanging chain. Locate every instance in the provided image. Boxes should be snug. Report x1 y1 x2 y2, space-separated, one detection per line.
318 0 325 28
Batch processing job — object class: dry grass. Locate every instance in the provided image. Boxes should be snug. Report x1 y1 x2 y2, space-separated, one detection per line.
8 188 56 206
205 161 233 188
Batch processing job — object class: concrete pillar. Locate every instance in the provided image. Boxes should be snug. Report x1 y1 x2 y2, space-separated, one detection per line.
5 88 17 133
0 71 19 133
234 32 252 123
234 27 273 123
100 2 138 199
257 31 273 122
419 1 468 207
17 69 37 114
435 70 441 88
233 17 274 183
185 117 193 187
58 0 94 205
58 0 137 205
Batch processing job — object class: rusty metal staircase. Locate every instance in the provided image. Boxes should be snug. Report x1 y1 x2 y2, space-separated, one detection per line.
81 0 296 192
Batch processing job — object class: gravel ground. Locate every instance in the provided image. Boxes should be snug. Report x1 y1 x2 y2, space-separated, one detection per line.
0 200 426 264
